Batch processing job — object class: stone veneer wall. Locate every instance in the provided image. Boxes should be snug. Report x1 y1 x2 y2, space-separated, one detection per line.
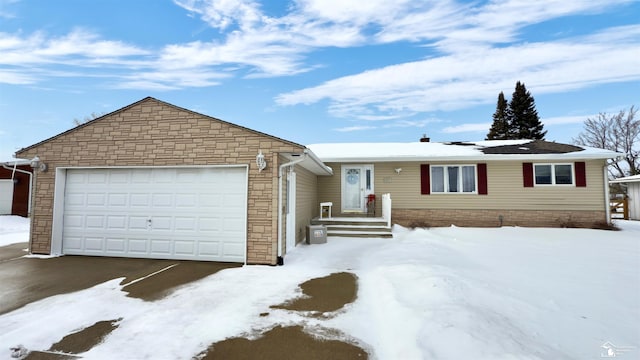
392 209 607 228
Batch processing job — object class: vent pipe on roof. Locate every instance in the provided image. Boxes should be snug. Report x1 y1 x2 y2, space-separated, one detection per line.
420 134 430 142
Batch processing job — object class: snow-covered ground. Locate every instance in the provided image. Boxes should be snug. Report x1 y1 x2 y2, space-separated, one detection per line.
0 215 29 247
1 217 639 359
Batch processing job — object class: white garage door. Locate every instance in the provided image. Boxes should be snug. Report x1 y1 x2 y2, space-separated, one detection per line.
62 167 247 262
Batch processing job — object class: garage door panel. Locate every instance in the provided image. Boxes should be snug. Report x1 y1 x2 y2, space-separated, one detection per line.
128 238 149 254
88 171 108 184
174 241 195 255
175 217 196 230
150 239 172 255
109 170 129 183
106 238 126 252
62 167 247 262
128 216 149 231
84 237 104 251
65 193 85 206
107 215 127 229
198 241 220 256
87 193 106 206
108 193 128 206
64 214 84 229
223 243 244 258
176 194 198 207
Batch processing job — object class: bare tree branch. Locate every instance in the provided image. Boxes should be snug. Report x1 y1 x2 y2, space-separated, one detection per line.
573 105 639 178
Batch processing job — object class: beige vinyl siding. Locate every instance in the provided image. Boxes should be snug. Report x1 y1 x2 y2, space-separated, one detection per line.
295 164 318 244
317 162 343 213
319 160 607 213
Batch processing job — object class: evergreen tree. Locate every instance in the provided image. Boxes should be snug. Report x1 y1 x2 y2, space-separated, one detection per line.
486 91 510 140
508 81 546 139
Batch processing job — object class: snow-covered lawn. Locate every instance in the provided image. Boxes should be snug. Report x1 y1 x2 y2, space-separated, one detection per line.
1 217 639 359
0 215 29 247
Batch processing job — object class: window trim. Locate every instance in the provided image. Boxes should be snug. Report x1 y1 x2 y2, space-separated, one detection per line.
533 163 575 186
430 164 478 194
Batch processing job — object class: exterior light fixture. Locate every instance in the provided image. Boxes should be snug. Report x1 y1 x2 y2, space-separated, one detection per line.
256 150 267 172
30 156 47 172
395 168 402 174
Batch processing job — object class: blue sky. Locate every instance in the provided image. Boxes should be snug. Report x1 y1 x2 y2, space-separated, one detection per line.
1 0 639 160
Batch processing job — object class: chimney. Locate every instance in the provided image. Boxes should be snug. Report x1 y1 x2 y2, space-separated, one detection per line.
420 134 430 142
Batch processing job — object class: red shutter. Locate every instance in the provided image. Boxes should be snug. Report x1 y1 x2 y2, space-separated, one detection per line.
523 163 534 187
575 161 586 187
477 163 488 195
421 164 430 195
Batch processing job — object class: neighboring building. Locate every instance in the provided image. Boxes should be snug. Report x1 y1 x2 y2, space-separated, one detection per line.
0 160 33 217
610 174 640 221
15 97 621 265
309 139 620 228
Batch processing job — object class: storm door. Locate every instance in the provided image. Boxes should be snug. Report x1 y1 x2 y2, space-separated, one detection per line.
341 165 374 213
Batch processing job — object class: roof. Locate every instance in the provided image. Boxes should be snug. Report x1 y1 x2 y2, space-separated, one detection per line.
0 158 31 166
281 150 333 176
15 97 306 155
610 174 640 184
307 140 622 162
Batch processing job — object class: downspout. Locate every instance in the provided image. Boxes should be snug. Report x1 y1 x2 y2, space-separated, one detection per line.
276 150 308 265
2 163 33 216
604 164 611 222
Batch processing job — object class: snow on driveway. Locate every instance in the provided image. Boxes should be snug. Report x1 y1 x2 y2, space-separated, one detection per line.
1 217 639 359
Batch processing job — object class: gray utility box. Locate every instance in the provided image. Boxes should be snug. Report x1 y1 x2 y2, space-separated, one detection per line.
306 225 327 244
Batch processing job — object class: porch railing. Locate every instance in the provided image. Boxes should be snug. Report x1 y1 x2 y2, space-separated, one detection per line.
382 193 392 228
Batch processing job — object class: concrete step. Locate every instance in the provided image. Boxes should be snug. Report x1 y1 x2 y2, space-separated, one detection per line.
327 230 393 238
326 224 391 232
312 219 388 227
311 217 392 239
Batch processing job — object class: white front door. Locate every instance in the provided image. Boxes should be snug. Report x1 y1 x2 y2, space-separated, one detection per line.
341 165 374 213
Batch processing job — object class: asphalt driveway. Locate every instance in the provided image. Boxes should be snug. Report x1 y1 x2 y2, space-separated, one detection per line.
0 242 240 315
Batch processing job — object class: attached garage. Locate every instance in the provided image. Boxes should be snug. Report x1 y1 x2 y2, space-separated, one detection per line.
56 166 248 262
16 97 331 265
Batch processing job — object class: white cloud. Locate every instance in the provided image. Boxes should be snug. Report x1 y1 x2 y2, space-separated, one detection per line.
0 30 148 66
276 25 640 119
0 69 37 84
1 0 637 95
333 125 376 132
383 119 437 128
441 123 490 134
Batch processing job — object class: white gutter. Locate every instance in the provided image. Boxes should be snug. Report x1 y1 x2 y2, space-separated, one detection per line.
316 153 622 163
304 148 333 175
276 150 308 265
1 163 33 216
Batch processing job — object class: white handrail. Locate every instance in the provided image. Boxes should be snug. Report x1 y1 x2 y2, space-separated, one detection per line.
382 193 392 228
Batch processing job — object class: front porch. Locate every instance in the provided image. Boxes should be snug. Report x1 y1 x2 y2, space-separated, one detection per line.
311 193 393 238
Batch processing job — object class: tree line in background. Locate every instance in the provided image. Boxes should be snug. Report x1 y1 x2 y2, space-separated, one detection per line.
486 81 546 141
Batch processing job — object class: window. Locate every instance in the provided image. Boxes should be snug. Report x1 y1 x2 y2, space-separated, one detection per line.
431 165 476 193
533 164 574 185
